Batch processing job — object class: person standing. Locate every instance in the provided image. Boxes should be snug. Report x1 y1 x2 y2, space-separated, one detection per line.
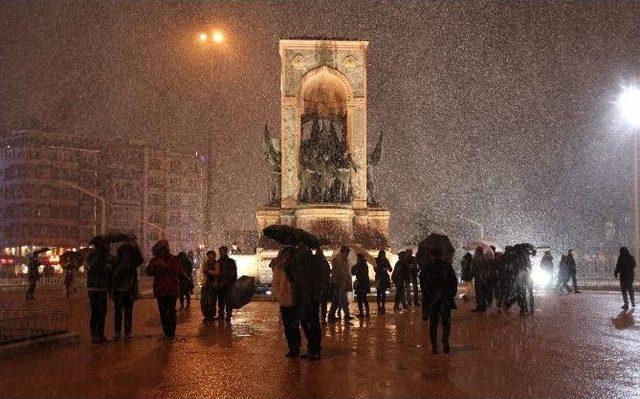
392 251 410 311
421 245 458 354
351 253 371 318
471 248 487 312
200 250 218 322
374 250 392 313
291 244 323 360
328 246 352 322
314 249 332 323
25 253 41 301
87 240 113 344
270 247 300 357
146 240 182 340
556 254 570 293
566 250 581 293
217 246 238 321
111 242 143 341
540 250 554 291
460 252 474 302
406 249 421 306
614 247 636 310
177 252 194 310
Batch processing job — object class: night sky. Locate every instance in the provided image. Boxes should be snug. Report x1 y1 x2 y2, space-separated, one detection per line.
1 1 639 251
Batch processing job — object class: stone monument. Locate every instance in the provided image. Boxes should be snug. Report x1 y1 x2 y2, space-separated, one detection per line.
257 39 390 249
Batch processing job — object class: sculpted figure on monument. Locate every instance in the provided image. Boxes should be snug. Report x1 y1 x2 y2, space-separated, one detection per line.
367 132 384 206
262 125 281 205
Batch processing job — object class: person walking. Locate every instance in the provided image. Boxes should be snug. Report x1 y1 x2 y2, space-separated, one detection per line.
177 252 194 310
406 249 421 306
270 247 300 357
25 253 41 301
374 250 392 313
111 242 143 341
351 253 371 318
420 244 458 354
292 244 323 360
566 250 581 293
146 240 182 340
328 246 352 322
392 251 410 311
614 247 636 310
217 246 238 321
87 240 113 344
540 250 554 291
314 249 332 323
556 254 570 293
200 250 218 322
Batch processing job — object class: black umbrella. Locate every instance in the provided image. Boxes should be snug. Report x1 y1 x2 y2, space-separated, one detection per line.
32 247 51 256
263 225 320 248
89 232 136 246
228 276 256 309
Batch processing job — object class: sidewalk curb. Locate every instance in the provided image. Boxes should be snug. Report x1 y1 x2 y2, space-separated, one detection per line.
0 332 80 359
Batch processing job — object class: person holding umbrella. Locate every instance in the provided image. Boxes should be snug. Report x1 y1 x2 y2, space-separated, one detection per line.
291 243 323 360
111 242 143 341
86 240 113 344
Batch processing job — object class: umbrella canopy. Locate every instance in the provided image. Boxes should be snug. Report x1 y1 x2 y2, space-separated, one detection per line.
416 233 456 265
90 232 136 246
60 251 83 270
263 225 320 248
348 243 376 265
32 247 51 256
227 276 256 309
463 240 496 260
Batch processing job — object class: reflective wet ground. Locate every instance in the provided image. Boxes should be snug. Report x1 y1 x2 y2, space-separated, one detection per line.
1 290 638 398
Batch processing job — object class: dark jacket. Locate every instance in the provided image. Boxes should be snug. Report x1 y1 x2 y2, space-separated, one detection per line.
566 255 577 275
615 253 635 281
421 259 458 311
218 255 238 289
314 252 331 295
375 256 392 290
460 253 473 282
392 256 410 287
146 254 182 297
26 256 41 282
351 259 371 295
87 248 113 291
290 246 322 304
112 243 143 295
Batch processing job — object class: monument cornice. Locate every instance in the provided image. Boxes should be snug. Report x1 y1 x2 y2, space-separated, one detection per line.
279 39 369 52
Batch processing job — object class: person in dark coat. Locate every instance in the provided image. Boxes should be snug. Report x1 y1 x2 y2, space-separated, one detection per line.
146 240 183 340
555 254 570 293
314 249 332 323
289 244 323 360
374 250 392 313
566 250 581 293
614 247 636 310
111 242 143 341
421 246 458 354
406 249 421 306
177 252 194 310
217 246 238 321
351 253 371 318
25 253 42 301
512 244 536 316
392 251 410 311
200 250 218 322
87 240 114 344
471 247 488 312
497 246 517 311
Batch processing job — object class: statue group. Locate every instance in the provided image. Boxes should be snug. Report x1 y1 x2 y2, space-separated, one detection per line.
262 118 383 206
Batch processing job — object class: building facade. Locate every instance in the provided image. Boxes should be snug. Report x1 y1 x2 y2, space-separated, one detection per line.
1 130 207 270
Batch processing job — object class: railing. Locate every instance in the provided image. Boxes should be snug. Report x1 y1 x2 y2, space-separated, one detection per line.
0 310 69 344
0 276 154 287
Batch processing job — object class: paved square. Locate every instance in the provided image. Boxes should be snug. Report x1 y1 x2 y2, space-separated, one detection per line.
1 290 638 398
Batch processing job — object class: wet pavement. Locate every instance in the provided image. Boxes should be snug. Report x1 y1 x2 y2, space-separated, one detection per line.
1 289 638 399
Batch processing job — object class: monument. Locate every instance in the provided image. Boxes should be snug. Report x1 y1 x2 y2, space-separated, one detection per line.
257 39 390 249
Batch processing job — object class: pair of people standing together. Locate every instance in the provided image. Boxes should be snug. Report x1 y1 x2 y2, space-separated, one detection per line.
200 246 238 322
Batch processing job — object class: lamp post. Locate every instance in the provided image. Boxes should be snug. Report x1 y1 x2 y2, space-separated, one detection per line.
618 85 640 262
195 28 226 247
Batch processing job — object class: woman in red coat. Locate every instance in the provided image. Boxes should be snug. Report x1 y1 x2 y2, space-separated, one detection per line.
146 240 183 340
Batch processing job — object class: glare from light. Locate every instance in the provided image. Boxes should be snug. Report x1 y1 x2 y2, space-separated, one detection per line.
266 290 272 295
618 85 640 127
198 32 208 43
531 266 551 286
211 31 224 43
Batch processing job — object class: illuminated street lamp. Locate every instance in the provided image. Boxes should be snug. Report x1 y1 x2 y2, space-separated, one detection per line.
618 85 640 262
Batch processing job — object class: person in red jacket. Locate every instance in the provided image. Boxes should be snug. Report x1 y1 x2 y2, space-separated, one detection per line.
146 240 183 340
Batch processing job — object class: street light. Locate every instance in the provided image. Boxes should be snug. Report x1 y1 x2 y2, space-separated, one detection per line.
617 84 640 262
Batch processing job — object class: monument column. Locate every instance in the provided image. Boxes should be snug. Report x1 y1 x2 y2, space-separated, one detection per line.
280 96 299 210
350 97 367 209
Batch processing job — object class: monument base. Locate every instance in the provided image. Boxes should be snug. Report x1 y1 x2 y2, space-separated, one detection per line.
256 204 390 249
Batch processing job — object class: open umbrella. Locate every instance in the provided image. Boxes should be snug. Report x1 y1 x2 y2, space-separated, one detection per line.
348 243 376 265
416 233 456 265
90 231 136 246
463 240 496 260
60 251 83 270
227 276 256 309
263 225 320 248
32 247 51 256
